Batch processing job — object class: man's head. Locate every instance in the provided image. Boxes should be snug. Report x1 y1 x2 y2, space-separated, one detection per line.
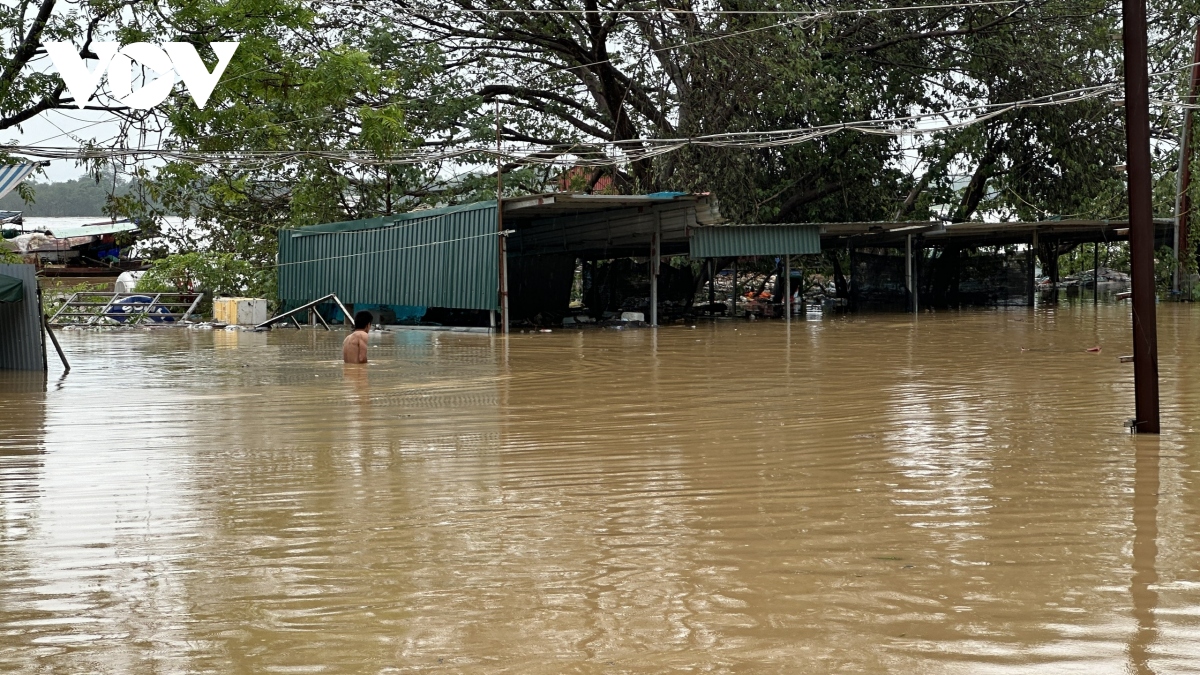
354 310 373 331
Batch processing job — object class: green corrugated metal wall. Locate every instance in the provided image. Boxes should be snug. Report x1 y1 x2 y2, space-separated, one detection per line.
689 225 821 258
277 201 500 311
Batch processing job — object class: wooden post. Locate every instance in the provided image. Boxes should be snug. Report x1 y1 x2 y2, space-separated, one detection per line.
41 314 70 373
1122 0 1161 433
1094 242 1100 306
36 287 48 372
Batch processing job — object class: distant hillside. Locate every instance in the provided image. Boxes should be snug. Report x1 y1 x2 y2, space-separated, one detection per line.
0 175 131 217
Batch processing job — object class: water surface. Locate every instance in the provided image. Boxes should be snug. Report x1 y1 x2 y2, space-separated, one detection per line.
2 304 1199 673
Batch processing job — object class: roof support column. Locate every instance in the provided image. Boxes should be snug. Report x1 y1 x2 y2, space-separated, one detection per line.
1028 229 1038 308
784 255 791 322
906 234 914 314
650 213 661 327
708 259 716 316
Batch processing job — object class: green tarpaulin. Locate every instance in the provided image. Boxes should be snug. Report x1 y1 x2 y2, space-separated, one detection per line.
0 273 23 302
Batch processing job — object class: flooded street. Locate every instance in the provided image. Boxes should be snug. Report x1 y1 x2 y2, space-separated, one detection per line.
3 303 1200 674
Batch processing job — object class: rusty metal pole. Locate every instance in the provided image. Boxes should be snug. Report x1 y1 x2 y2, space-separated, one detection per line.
496 99 509 334
1122 0 1161 433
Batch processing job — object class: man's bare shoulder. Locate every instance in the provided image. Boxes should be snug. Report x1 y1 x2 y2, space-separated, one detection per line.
342 330 369 364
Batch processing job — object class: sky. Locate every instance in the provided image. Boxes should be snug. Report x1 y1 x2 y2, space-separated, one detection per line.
8 109 132 182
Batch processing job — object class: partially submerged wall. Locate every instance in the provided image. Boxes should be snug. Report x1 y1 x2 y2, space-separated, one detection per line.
0 264 45 371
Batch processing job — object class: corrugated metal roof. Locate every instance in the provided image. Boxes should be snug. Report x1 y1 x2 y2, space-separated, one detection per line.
278 202 500 311
293 201 497 235
689 225 821 258
41 222 139 238
503 192 723 224
0 264 45 371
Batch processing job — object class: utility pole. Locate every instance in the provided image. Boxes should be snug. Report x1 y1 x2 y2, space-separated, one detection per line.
1174 24 1200 292
1122 0 1161 433
496 99 509 334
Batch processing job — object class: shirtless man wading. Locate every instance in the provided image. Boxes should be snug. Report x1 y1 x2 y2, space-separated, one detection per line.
342 311 372 363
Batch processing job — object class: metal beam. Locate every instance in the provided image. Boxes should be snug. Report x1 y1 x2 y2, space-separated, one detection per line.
905 234 914 314
784 255 791 322
1122 0 1161 433
257 293 345 329
650 213 661 327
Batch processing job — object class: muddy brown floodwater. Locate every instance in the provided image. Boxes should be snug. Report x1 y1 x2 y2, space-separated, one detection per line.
2 303 1200 674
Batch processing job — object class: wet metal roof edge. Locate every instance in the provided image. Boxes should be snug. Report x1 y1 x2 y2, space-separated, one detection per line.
41 222 139 238
289 193 717 238
290 200 498 236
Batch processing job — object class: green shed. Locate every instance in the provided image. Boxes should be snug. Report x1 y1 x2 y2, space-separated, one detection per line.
277 201 502 312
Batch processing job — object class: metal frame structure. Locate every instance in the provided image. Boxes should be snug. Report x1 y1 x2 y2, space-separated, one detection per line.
256 293 353 330
47 292 204 326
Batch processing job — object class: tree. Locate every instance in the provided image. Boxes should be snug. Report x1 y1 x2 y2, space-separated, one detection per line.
109 2 459 262
372 0 1154 226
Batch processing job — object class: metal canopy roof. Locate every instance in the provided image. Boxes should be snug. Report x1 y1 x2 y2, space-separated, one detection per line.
504 192 724 258
689 224 821 258
816 218 1175 247
40 221 139 239
504 191 697 217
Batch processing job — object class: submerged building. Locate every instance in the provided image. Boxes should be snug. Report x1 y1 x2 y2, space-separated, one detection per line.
277 192 1174 328
276 192 820 328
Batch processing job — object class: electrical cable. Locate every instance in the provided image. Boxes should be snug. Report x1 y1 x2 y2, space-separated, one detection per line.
275 229 511 268
341 0 1021 17
0 80 1126 167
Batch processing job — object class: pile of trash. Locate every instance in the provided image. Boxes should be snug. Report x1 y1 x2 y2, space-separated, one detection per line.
561 311 647 328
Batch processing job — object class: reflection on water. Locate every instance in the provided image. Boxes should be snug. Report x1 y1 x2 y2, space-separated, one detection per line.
2 304 1199 673
1131 436 1160 675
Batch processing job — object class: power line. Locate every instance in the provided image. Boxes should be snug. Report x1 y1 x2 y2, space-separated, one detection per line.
13 0 1038 163
16 66 1200 170
1 80 1128 167
275 229 511 268
342 0 1021 17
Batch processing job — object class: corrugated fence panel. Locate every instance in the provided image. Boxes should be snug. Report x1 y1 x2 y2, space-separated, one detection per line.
0 264 45 371
278 204 500 311
689 225 821 258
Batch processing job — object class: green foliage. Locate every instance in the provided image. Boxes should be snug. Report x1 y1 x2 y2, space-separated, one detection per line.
0 244 22 264
136 252 274 304
1058 243 1127 278
42 281 109 318
10 0 1200 276
108 3 455 265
